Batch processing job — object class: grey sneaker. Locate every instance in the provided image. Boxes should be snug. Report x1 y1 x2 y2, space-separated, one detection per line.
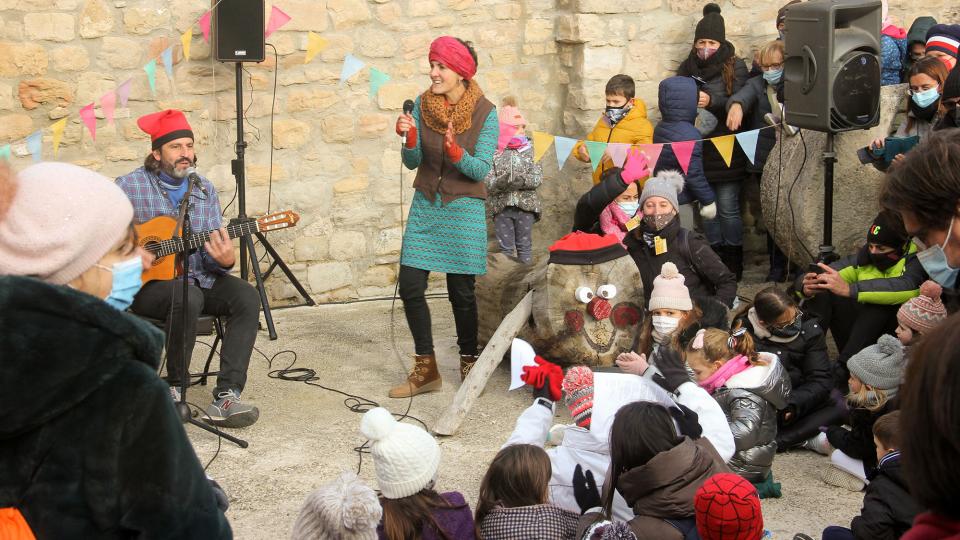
170 386 181 402
822 465 865 491
203 389 260 428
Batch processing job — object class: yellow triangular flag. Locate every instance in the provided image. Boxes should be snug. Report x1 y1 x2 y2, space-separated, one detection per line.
181 30 192 61
710 134 736 167
51 117 67 158
532 131 555 163
305 32 328 64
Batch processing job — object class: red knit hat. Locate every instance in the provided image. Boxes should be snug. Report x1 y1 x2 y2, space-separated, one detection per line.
562 366 593 429
548 232 627 265
897 280 948 334
695 473 764 540
137 109 194 150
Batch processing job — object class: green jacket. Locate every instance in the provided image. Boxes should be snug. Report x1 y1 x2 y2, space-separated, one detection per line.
833 243 925 305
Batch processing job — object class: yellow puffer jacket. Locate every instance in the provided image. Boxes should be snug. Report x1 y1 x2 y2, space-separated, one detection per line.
574 100 654 185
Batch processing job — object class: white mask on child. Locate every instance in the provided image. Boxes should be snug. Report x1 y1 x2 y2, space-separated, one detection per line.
652 315 680 336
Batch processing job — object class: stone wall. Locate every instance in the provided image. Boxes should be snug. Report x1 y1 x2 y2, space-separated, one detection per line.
0 0 954 302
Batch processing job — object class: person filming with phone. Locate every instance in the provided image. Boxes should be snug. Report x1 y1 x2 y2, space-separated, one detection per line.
797 211 926 389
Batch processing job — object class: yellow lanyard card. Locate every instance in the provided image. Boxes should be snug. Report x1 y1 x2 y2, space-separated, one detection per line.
654 236 668 255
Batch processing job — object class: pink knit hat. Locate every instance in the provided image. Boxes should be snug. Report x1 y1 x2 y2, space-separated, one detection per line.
649 262 692 312
897 281 948 335
0 162 134 285
562 366 593 429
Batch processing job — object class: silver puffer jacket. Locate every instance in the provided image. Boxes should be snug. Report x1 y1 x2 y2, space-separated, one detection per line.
483 145 543 218
713 352 792 482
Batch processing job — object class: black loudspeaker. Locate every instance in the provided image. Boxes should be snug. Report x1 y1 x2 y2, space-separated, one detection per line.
214 0 265 62
783 0 881 132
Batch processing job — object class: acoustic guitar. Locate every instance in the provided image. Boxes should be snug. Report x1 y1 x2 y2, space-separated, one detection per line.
135 210 299 283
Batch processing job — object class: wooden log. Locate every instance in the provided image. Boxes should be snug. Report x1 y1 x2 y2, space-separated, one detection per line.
476 252 534 346
433 290 533 436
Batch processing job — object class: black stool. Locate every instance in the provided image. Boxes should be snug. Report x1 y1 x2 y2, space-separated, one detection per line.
135 313 224 386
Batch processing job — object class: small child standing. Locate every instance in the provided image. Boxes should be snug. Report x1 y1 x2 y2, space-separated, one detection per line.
895 280 948 347
685 327 792 493
484 97 543 264
820 411 923 540
573 74 654 185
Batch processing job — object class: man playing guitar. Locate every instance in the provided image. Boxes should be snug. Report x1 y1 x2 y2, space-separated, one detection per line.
117 109 260 428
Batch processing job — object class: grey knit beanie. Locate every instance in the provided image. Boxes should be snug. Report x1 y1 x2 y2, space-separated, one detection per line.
639 170 685 212
291 472 382 540
847 334 906 390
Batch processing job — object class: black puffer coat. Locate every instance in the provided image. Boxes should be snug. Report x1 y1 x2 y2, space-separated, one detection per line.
850 452 923 540
653 76 715 206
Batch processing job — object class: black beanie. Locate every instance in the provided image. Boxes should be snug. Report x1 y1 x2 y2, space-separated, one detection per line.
695 3 725 43
943 66 960 102
868 211 908 251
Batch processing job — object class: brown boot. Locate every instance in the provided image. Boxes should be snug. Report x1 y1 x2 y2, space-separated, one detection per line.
388 353 441 398
459 354 478 381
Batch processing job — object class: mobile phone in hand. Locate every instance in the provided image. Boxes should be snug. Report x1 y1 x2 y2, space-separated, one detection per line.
808 262 826 275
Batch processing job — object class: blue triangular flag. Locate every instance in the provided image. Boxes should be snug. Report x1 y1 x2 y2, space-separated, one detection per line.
554 136 577 170
339 54 365 86
144 59 157 95
26 131 42 162
369 67 390 98
0 144 10 162
736 129 760 166
161 46 174 81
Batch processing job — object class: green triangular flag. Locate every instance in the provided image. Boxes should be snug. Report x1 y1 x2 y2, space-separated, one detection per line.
584 141 608 171
369 67 390 98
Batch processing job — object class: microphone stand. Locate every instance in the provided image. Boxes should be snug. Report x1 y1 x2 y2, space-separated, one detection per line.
173 183 248 448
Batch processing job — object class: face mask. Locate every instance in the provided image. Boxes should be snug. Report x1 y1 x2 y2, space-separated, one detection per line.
617 201 640 216
95 256 143 311
769 319 802 338
697 47 718 61
652 315 680 335
912 87 940 108
642 211 676 232
762 68 783 85
605 103 631 125
868 252 901 271
916 216 959 287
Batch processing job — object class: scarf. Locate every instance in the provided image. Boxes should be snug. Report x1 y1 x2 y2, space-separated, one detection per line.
599 202 634 246
698 354 751 394
677 41 735 83
747 307 800 344
420 81 485 135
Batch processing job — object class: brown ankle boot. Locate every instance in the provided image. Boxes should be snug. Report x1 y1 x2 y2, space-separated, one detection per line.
459 354 478 381
388 353 441 398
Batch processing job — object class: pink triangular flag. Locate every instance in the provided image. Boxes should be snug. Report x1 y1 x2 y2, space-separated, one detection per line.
199 11 212 43
605 143 630 167
671 141 696 175
639 144 664 170
100 90 116 126
117 79 132 107
79 103 96 140
264 6 291 38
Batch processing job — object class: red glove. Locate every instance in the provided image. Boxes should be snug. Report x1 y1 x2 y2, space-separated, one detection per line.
395 116 418 149
444 122 464 162
521 356 563 401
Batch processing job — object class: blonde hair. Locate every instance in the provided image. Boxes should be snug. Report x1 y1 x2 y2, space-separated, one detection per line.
685 327 764 369
846 376 891 412
758 39 785 67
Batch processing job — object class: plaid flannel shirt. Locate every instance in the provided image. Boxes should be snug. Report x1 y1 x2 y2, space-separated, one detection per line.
115 167 229 289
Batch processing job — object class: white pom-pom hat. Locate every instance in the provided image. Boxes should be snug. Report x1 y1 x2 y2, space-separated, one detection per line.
649 262 693 312
359 407 441 499
640 169 685 213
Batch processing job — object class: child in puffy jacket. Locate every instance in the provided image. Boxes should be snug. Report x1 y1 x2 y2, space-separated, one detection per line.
686 327 791 493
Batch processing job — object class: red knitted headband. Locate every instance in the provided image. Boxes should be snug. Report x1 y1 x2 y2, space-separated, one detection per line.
429 36 477 80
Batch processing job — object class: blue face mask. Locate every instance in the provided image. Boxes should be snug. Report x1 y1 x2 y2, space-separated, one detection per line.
617 201 640 216
912 87 940 109
96 256 143 311
763 68 783 85
916 217 959 287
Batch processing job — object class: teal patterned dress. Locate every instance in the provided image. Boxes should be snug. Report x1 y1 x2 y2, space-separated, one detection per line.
400 96 498 275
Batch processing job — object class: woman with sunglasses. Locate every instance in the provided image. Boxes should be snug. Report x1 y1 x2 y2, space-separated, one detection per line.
733 286 841 452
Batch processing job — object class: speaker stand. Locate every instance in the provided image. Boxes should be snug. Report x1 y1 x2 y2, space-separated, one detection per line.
230 62 315 342
817 131 838 265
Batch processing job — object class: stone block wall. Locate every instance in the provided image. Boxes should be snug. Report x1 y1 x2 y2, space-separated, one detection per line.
0 0 953 302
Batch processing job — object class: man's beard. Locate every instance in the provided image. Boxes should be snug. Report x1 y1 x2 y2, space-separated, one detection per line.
161 156 195 179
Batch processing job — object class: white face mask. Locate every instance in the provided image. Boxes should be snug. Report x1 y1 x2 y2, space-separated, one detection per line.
652 315 680 336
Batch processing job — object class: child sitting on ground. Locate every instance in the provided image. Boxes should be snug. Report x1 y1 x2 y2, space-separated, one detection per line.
895 280 948 348
484 97 543 264
359 407 476 540
574 74 654 185
291 471 381 540
685 327 792 496
475 444 579 539
695 473 766 540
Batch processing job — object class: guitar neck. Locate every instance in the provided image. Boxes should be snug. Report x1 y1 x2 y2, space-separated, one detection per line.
152 220 260 258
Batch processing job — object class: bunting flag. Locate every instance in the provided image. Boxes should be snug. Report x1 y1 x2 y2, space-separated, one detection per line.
26 131 42 162
161 46 174 81
264 5 291 38
51 118 67 157
605 142 630 167
711 134 736 167
532 131 554 162
100 90 116 126
199 11 212 43
671 140 696 175
0 144 10 162
144 60 157 95
339 54 365 86
554 136 577 170
181 30 192 61
584 141 607 171
369 67 390 98
117 79 132 107
305 32 328 64
735 129 760 165
79 103 96 140
639 143 664 170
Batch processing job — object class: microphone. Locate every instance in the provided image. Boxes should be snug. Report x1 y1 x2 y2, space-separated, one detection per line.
184 166 208 195
401 99 415 145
